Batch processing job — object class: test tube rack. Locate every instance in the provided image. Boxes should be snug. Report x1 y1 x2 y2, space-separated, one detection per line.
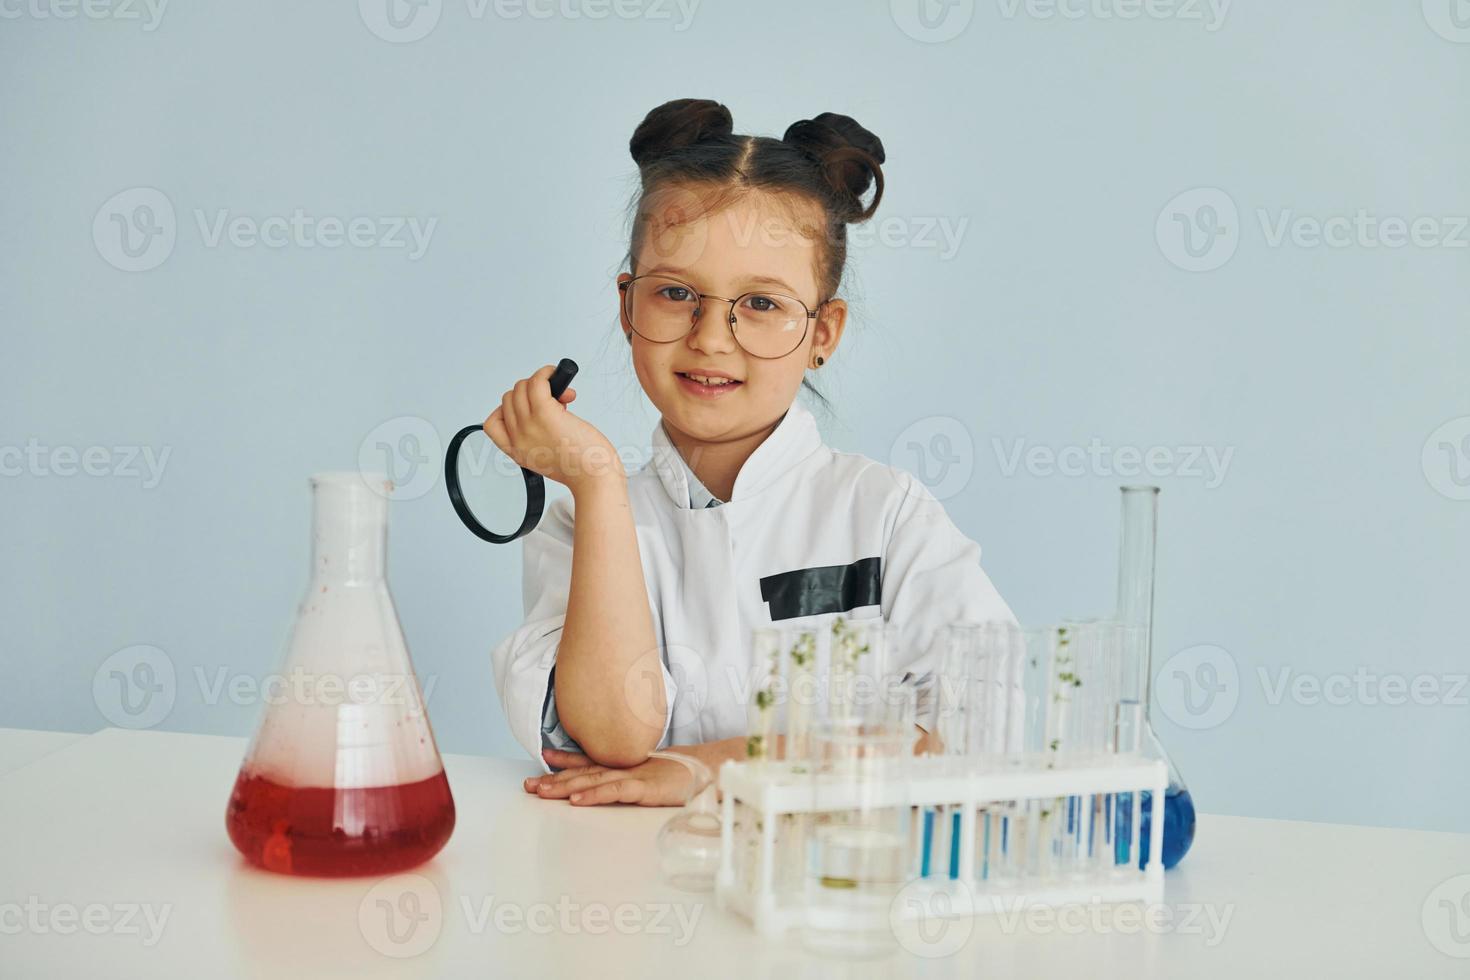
714 751 1167 939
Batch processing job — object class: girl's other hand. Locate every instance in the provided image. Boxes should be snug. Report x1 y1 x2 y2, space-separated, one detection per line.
483 364 624 493
524 748 694 807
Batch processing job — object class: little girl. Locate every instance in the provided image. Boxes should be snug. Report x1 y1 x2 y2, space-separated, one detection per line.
489 98 1014 806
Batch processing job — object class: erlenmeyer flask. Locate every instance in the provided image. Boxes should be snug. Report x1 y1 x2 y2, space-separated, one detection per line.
225 473 455 877
1115 485 1196 870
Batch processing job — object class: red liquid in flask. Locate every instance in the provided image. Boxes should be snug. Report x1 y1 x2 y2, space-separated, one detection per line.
226 768 455 877
227 473 457 876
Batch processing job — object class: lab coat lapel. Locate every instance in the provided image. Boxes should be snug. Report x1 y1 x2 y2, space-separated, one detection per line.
647 400 824 508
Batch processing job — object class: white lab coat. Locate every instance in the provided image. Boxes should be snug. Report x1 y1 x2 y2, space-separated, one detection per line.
491 400 1016 772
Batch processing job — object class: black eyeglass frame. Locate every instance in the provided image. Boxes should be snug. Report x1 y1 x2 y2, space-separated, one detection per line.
618 274 826 360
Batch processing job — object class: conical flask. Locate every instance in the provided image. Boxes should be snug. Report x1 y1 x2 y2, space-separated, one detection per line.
225 473 455 876
1115 485 1196 869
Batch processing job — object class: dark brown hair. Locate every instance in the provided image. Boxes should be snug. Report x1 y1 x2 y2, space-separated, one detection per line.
627 98 886 300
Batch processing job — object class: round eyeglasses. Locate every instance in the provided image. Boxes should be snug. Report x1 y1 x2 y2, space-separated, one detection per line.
619 274 822 360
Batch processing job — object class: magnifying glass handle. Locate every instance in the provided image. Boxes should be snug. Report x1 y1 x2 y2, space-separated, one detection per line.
445 358 580 544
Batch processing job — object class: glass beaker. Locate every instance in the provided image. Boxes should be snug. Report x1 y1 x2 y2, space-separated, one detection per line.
1114 485 1196 870
804 696 914 960
225 473 455 877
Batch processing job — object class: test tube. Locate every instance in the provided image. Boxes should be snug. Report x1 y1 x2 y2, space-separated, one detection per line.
784 626 818 769
747 628 781 763
966 623 1010 884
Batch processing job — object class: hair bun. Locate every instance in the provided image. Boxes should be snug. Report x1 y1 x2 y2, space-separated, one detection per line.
629 98 735 168
781 112 886 221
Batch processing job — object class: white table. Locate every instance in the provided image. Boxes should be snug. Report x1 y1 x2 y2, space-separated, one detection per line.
2 727 1467 978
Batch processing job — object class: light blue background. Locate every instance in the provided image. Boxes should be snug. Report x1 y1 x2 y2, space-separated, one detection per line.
3 0 1466 833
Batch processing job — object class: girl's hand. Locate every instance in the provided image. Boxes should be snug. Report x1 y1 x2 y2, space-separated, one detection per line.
524 748 696 807
483 364 623 493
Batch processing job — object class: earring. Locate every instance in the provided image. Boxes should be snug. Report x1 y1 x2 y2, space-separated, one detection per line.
812 355 825 368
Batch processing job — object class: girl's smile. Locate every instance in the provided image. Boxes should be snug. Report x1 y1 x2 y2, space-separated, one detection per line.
673 367 744 398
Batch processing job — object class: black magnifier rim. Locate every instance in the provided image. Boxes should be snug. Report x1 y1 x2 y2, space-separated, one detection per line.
445 359 578 544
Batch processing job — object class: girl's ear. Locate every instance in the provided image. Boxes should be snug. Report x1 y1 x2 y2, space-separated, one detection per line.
809 298 847 367
617 272 634 342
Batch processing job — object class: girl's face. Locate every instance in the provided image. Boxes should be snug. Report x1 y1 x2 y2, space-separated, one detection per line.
620 187 847 446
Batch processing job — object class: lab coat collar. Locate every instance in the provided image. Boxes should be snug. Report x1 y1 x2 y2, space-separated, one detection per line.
650 400 823 509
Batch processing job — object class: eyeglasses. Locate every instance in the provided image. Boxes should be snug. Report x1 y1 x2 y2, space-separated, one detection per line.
619 274 823 360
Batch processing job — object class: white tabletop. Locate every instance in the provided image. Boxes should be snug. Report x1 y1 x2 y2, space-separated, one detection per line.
2 727 1467 978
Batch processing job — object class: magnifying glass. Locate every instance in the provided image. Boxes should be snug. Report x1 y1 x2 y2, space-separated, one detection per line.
444 358 579 544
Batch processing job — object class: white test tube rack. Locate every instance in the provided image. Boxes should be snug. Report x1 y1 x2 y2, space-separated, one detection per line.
714 751 1167 939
